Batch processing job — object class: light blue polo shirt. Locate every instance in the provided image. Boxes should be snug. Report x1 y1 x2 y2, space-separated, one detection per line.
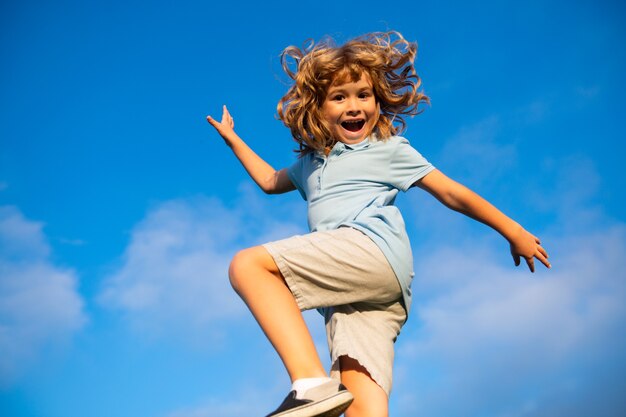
287 135 435 313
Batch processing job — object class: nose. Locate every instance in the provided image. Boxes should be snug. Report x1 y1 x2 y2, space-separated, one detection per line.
346 97 361 115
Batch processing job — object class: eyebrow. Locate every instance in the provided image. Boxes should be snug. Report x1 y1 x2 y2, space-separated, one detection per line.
327 85 374 95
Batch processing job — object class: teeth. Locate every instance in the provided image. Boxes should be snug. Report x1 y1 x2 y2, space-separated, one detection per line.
341 119 365 133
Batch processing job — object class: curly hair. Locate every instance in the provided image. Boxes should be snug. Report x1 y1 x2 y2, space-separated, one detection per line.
277 31 429 155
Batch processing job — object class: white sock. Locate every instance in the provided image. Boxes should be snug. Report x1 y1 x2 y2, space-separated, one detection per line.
292 377 333 399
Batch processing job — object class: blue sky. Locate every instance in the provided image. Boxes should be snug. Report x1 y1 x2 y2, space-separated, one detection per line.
1 1 625 416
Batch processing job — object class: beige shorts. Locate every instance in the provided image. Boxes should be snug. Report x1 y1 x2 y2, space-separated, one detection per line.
262 227 406 395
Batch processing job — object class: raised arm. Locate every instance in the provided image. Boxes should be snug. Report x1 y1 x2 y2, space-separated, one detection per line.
206 105 295 194
416 169 550 272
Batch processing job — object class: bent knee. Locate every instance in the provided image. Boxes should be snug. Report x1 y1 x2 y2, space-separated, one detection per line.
228 248 253 292
228 246 280 292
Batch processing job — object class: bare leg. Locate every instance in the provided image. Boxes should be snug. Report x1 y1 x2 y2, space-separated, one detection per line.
340 356 389 417
229 246 327 382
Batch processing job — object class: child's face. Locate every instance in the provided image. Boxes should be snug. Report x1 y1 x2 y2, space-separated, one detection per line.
322 72 378 145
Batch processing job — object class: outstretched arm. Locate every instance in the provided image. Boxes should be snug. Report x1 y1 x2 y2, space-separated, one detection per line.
416 169 550 272
206 105 295 194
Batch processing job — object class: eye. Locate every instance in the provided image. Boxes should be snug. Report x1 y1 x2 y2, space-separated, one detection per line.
358 91 372 99
331 94 345 101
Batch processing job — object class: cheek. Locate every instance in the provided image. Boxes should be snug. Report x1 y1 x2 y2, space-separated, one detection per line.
368 102 380 122
320 103 330 119
372 100 380 114
319 108 335 133
322 105 339 123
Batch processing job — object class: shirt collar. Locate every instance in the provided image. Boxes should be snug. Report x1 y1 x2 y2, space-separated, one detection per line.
344 137 370 151
317 137 371 159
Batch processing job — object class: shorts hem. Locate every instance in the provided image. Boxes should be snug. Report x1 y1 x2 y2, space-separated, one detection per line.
329 349 392 397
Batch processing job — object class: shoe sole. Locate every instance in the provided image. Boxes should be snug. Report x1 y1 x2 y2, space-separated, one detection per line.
271 391 354 417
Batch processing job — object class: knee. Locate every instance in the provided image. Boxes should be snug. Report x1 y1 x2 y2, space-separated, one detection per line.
229 246 276 293
228 246 282 295
228 248 255 293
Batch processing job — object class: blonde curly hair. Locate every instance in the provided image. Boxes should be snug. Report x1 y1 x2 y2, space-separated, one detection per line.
277 31 429 155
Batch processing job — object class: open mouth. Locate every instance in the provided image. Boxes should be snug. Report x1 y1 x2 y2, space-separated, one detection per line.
341 119 365 132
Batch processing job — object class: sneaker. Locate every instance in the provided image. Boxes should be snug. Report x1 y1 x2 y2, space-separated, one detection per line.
265 380 354 417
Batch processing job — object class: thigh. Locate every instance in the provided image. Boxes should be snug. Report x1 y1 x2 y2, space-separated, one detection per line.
262 227 401 311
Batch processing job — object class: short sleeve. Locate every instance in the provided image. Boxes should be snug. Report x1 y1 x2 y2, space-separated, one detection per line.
287 157 308 201
388 137 435 191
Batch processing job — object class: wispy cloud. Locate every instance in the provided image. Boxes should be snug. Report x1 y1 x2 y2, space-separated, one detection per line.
393 223 626 417
0 206 87 385
98 185 306 347
392 116 626 416
514 99 551 125
531 154 605 233
437 115 518 188
575 85 601 100
389 100 626 416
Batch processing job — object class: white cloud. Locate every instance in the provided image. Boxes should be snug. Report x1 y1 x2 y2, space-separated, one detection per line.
411 226 624 354
99 186 329 417
98 186 306 346
393 224 626 417
0 206 87 385
389 108 626 416
0 206 50 260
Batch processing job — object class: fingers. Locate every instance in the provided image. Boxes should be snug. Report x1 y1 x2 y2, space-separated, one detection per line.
221 105 230 124
537 258 552 269
513 253 521 267
222 105 235 128
533 242 551 269
206 105 235 129
522 249 551 273
520 247 553 273
535 250 551 269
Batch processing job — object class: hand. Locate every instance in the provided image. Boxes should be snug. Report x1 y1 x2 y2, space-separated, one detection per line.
206 105 238 146
509 226 551 272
